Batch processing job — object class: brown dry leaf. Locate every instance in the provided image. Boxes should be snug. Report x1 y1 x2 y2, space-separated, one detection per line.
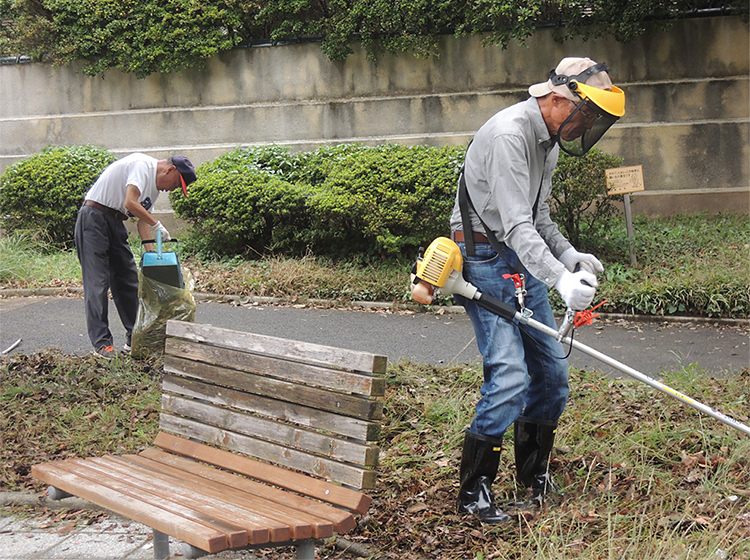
406 502 429 514
54 523 77 534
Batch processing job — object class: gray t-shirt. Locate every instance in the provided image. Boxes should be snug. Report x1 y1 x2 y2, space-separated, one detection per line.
450 97 571 286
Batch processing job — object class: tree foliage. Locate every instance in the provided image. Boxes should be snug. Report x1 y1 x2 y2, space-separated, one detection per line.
1 0 745 77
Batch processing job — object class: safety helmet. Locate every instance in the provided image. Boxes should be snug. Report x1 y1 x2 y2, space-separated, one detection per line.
541 60 625 156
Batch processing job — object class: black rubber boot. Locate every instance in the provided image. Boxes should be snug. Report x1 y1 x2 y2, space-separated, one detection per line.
514 417 561 505
456 429 511 524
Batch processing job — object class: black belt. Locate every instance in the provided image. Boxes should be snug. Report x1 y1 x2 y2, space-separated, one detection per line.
451 230 489 244
84 200 128 221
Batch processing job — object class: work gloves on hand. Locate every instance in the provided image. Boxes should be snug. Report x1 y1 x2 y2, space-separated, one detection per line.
151 221 171 242
559 247 604 275
555 269 598 311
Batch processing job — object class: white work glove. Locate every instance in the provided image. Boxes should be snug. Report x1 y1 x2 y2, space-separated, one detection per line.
554 269 598 310
151 221 171 242
559 247 604 275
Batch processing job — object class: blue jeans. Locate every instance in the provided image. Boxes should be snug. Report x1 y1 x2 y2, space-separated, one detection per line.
454 242 569 439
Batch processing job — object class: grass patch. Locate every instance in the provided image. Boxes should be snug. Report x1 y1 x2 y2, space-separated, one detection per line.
186 253 409 303
0 232 82 289
2 352 748 558
363 363 750 560
1 213 748 318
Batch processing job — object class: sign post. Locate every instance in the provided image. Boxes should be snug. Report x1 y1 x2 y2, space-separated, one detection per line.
605 165 645 267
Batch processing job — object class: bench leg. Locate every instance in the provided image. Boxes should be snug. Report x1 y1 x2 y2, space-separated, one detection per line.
182 542 209 559
47 486 73 501
296 539 316 560
153 530 170 560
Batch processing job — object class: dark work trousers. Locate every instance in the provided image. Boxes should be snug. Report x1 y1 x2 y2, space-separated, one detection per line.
74 206 139 350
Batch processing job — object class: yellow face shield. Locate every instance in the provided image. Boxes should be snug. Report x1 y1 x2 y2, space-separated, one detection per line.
550 63 626 156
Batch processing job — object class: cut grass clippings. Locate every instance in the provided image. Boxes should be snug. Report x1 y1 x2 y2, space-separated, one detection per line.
1 352 748 559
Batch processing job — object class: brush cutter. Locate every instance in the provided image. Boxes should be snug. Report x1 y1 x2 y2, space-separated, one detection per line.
411 237 750 437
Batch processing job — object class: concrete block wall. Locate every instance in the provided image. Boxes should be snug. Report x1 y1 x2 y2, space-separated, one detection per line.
1 16 748 216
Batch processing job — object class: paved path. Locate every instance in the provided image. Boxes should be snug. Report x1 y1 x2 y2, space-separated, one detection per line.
0 295 748 376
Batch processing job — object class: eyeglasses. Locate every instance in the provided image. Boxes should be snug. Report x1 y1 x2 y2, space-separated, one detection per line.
577 102 602 123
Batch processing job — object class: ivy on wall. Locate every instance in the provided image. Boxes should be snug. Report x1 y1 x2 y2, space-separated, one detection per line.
1 0 746 78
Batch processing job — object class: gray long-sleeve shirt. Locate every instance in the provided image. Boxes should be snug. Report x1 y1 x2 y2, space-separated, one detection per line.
450 97 571 287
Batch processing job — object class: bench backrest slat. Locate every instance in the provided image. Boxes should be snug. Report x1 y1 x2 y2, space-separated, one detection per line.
161 394 378 466
166 321 387 375
165 338 386 397
163 358 383 420
158 417 377 490
163 375 380 442
162 320 386 490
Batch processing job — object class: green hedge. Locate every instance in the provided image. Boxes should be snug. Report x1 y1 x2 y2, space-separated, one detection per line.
170 143 465 258
0 145 116 248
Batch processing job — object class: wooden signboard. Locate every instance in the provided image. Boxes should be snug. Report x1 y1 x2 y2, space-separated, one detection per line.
605 165 645 196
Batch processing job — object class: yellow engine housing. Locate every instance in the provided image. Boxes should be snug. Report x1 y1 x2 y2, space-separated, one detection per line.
415 237 463 288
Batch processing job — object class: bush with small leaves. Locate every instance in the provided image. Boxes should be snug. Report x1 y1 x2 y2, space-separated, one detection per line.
0 145 116 248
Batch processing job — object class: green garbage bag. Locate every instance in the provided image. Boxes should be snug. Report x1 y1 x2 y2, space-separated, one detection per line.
131 267 195 359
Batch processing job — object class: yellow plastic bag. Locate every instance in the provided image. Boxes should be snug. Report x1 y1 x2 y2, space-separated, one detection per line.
131 267 195 360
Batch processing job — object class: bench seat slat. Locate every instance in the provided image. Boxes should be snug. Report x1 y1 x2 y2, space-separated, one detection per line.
160 417 377 490
162 394 379 466
163 374 380 442
87 456 318 542
60 459 253 546
166 321 387 375
166 338 386 396
164 357 383 420
31 462 230 553
138 448 355 534
154 433 372 513
120 455 334 539
81 457 296 542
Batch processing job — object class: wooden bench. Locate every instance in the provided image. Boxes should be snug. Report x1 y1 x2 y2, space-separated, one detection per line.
32 320 387 559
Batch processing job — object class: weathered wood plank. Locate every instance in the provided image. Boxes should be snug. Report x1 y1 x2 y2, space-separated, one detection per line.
153 433 373 510
138 448 355 534
161 394 379 467
118 455 334 540
163 375 380 442
160 416 377 490
85 457 307 542
61 459 252 547
166 321 387 374
166 337 385 396
164 356 383 420
31 462 229 553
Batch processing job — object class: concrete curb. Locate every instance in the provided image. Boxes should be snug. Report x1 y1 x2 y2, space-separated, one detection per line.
0 490 104 511
1 287 747 328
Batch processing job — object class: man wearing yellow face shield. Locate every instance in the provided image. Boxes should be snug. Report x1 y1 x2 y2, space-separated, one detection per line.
449 58 625 523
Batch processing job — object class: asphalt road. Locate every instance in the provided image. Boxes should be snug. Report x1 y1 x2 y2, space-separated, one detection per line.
0 295 748 377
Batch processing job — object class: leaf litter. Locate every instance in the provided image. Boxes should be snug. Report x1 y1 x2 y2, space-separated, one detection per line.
1 353 748 559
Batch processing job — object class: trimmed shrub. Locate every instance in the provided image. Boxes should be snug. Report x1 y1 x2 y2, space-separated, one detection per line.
0 145 116 248
307 144 464 257
171 143 466 259
170 164 312 258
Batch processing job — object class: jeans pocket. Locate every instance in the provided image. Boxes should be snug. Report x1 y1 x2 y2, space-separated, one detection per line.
463 245 499 266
